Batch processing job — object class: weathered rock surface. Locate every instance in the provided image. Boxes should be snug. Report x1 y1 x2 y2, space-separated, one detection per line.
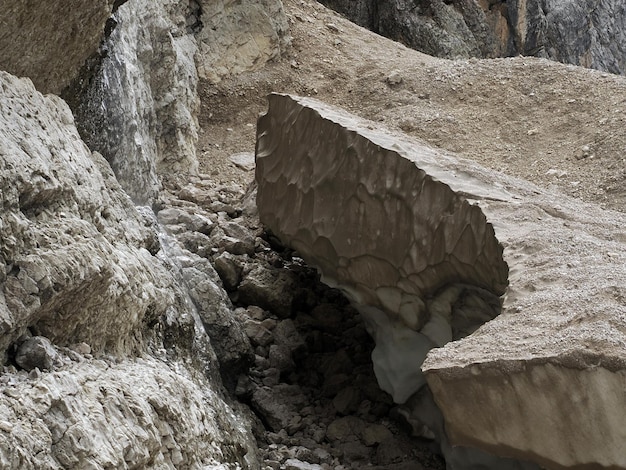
0 71 168 355
510 0 626 74
0 355 256 469
0 71 258 468
0 0 122 94
66 0 289 204
255 93 626 468
319 0 626 74
67 0 200 204
196 0 290 83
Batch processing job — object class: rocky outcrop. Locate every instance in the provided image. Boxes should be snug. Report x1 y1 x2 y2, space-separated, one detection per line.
0 71 258 468
255 93 626 468
0 0 123 94
510 0 626 74
67 0 289 204
319 0 626 74
196 0 290 83
66 0 202 204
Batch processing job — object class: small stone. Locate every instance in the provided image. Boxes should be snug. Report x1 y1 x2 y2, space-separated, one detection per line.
229 152 256 171
527 128 539 136
385 71 403 86
325 23 339 33
214 252 243 291
70 342 91 355
285 458 323 470
244 320 274 347
574 144 592 160
375 437 406 465
332 387 360 415
361 424 392 446
15 336 58 371
269 344 295 373
326 416 366 443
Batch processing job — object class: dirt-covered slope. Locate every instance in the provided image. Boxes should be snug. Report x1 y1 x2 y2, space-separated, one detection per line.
199 0 626 214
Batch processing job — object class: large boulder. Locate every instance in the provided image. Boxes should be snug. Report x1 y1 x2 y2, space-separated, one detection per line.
255 93 626 468
0 0 123 94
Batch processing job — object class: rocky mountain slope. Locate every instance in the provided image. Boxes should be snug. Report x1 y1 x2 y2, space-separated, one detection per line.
0 0 624 469
316 0 626 75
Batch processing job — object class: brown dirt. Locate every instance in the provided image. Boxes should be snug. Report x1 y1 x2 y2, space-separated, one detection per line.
197 0 626 213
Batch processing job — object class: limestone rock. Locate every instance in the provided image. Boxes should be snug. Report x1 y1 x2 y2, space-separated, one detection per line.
0 356 257 469
509 0 626 74
254 93 626 468
0 0 121 94
0 70 258 468
0 71 170 357
67 0 200 204
14 336 59 372
196 0 290 83
238 266 298 318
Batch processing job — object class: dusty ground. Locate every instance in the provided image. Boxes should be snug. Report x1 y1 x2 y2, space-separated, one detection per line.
197 0 625 213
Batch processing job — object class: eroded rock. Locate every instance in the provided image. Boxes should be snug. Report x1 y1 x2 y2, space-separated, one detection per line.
0 71 170 356
196 0 290 83
319 0 626 74
254 93 626 468
0 70 259 469
0 0 122 94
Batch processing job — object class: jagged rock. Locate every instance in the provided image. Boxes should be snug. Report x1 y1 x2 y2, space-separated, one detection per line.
251 385 304 432
0 356 258 469
214 252 244 291
244 319 275 347
319 0 626 74
0 71 170 357
67 0 200 204
178 249 254 377
0 71 258 468
509 0 626 74
0 0 123 94
195 0 290 83
254 93 626 468
284 458 323 470
158 207 214 235
238 266 298 318
14 336 59 372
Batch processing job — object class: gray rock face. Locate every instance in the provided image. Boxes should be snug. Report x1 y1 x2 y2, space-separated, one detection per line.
196 0 290 83
68 0 200 204
66 0 288 204
0 356 257 469
255 93 626 468
0 71 168 356
14 336 59 372
0 0 121 94
320 0 626 74
510 0 626 74
0 71 258 468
